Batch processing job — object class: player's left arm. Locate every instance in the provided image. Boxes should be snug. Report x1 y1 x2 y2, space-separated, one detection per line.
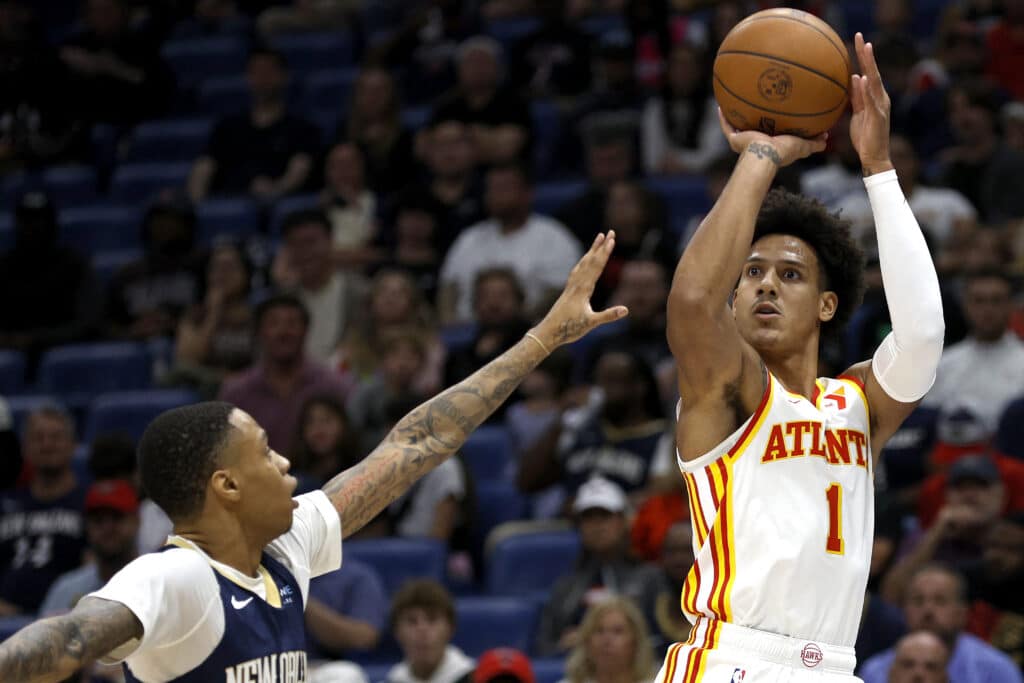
844 33 944 455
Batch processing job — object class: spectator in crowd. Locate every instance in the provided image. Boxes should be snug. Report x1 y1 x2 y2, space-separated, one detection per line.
439 162 580 323
305 559 388 661
560 596 656 683
256 0 354 37
941 80 1024 224
219 293 350 451
340 66 417 196
535 477 661 655
858 502 909 660
105 199 203 340
0 193 100 361
800 110 864 209
510 0 593 98
39 479 139 617
984 0 1024 99
632 521 694 655
0 406 87 615
387 579 475 683
172 0 250 38
629 488 687 564
1002 102 1024 154
886 631 951 683
860 565 1023 683
60 0 172 124
272 210 365 363
432 36 532 165
289 394 363 490
472 648 535 683
505 349 574 481
0 399 19 492
518 350 673 502
923 268 1024 441
319 142 379 269
170 241 255 398
641 41 725 175
964 512 1024 667
188 47 319 202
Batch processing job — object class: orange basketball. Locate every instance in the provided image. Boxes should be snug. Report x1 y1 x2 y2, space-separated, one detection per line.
713 8 851 138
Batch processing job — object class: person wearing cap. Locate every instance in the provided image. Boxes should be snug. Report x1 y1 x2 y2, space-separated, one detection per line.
535 476 660 656
473 648 534 683
860 565 1022 683
39 479 140 618
963 511 1024 667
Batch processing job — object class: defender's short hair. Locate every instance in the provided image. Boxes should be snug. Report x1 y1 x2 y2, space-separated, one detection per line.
138 402 236 522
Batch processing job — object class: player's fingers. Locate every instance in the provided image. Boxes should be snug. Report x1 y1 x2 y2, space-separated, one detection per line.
717 107 737 137
864 42 886 97
854 32 867 73
850 75 864 112
590 305 629 327
576 231 615 288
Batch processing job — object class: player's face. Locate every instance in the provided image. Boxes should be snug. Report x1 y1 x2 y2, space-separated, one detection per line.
587 609 636 671
903 572 967 641
888 634 949 683
733 235 836 356
226 409 298 538
394 608 452 670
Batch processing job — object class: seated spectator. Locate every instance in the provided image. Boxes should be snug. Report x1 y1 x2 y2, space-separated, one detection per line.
593 186 674 304
0 406 87 616
641 41 725 175
173 0 251 38
188 47 319 202
39 479 139 617
535 477 661 656
387 579 475 683
472 648 535 683
984 0 1024 100
887 631 951 683
518 350 673 503
629 490 687 565
256 0 354 37
290 394 363 490
432 36 531 165
272 210 365 363
439 163 581 323
800 110 864 210
964 512 1024 666
0 193 100 361
305 559 388 661
510 0 593 98
631 522 694 655
675 154 733 249
559 596 655 683
381 201 443 302
505 350 574 481
60 0 172 124
219 293 350 451
105 198 203 340
170 241 255 398
860 565 1022 683
319 142 379 269
333 268 444 397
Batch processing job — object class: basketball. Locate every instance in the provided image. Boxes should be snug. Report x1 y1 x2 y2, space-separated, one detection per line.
713 8 851 138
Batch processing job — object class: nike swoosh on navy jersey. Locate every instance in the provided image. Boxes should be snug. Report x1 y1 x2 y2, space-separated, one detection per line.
231 596 253 609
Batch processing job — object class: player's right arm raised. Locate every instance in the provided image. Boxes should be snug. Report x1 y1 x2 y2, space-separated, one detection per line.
0 596 142 683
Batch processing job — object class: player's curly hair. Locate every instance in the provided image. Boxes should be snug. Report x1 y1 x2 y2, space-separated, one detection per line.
752 188 865 339
138 401 236 522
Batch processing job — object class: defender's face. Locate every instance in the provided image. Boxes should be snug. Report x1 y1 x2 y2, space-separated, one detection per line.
226 409 297 538
733 234 836 354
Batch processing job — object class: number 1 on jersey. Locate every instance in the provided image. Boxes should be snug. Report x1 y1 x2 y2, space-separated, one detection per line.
825 483 844 554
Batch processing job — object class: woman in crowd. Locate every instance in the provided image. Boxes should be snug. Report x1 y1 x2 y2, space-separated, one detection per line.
562 597 656 683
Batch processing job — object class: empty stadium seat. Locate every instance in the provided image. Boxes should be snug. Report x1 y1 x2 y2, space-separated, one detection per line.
461 426 513 484
472 481 528 557
109 163 192 203
486 531 580 597
302 68 360 112
60 205 141 253
42 166 98 207
270 32 355 74
84 389 200 443
644 176 709 230
532 658 567 683
92 249 143 283
196 198 261 244
38 343 153 405
6 395 62 435
197 75 250 116
996 396 1024 460
344 538 447 595
453 597 538 656
125 118 214 163
269 193 321 235
533 180 586 216
161 36 249 90
0 350 26 394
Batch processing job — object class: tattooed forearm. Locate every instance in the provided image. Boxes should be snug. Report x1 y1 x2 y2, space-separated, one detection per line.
746 142 782 166
324 335 547 536
0 597 142 683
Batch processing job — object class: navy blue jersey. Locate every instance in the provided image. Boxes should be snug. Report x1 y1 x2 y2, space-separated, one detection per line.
559 415 669 493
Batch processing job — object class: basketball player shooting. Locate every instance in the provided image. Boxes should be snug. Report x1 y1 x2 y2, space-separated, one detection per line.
0 234 627 683
661 34 943 681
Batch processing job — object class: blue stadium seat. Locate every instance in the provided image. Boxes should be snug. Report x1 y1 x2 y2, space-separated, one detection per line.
60 205 141 254
92 249 143 283
880 406 939 490
439 323 477 351
344 538 447 595
72 443 93 487
42 166 98 207
453 597 538 656
532 658 566 683
125 118 214 163
85 389 200 443
644 176 709 230
461 426 513 484
533 180 586 216
484 17 542 53
270 32 355 74
996 396 1024 460
161 36 249 90
0 212 11 251
109 163 192 203
302 68 360 112
38 343 153 406
579 14 627 38
400 106 432 132
487 531 580 597
5 395 62 436
269 193 321 235
198 76 250 117
472 481 528 557
196 198 261 245
308 108 342 144
0 616 34 643
362 664 392 683
0 350 26 394
531 99 562 178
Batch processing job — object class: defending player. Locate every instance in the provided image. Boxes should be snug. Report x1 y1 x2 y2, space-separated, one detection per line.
0 234 627 683
661 34 944 681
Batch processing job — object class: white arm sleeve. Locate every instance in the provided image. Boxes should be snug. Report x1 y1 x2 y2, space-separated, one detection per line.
866 169 945 402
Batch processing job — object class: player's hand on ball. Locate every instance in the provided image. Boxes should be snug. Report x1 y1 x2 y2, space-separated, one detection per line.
850 32 894 175
717 108 827 167
531 232 629 350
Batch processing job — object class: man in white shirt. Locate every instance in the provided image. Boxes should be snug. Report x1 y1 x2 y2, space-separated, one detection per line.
439 163 582 323
799 110 865 209
0 232 630 682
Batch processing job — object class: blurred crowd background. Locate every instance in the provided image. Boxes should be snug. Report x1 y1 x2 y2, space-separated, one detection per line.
0 0 1023 682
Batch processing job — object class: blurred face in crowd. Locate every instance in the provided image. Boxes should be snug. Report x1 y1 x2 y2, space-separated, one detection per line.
258 304 307 364
982 519 1024 581
394 608 453 674
660 522 695 585
381 340 424 389
302 402 346 456
604 182 648 242
285 221 332 288
903 570 967 643
949 90 995 145
586 140 632 187
87 0 128 38
86 509 139 563
888 631 950 683
485 167 531 225
247 53 287 104
578 507 626 556
459 44 500 93
146 211 193 261
890 136 919 188
594 352 646 416
875 0 911 34
945 476 1005 535
963 276 1013 341
395 208 437 250
206 245 248 300
586 607 637 675
371 272 416 326
428 121 475 179
23 412 76 476
473 272 523 328
667 44 703 96
614 260 667 327
354 68 395 119
325 143 366 194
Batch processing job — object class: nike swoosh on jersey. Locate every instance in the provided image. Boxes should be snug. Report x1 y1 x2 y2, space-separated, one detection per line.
231 596 254 609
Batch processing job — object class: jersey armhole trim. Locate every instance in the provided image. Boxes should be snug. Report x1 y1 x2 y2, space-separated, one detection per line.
726 371 775 459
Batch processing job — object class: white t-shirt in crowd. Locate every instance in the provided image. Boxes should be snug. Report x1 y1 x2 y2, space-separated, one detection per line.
834 184 976 246
391 459 466 538
800 163 864 210
299 272 358 363
440 215 581 322
89 491 343 681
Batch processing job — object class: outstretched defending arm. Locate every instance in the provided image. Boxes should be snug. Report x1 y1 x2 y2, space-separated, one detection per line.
323 233 629 537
